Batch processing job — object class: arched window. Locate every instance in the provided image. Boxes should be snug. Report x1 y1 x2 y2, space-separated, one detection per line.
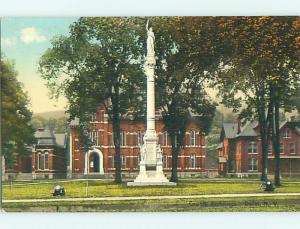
191 130 196 146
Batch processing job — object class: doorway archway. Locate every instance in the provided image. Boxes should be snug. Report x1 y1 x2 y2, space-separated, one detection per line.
84 148 104 174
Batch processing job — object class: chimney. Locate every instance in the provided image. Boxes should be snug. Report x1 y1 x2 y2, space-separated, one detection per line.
237 116 241 134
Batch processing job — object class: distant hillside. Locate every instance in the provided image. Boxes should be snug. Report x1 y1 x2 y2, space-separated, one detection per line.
34 110 69 119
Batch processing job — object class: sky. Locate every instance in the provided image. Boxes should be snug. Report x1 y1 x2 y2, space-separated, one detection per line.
1 17 78 114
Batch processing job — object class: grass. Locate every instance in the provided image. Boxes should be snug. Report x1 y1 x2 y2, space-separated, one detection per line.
3 178 300 200
3 195 300 212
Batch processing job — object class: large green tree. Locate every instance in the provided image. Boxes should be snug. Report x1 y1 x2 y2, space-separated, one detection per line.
39 17 145 183
215 17 300 184
1 57 35 168
149 17 220 182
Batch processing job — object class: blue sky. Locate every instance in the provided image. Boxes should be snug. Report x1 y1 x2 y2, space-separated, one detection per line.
1 17 78 113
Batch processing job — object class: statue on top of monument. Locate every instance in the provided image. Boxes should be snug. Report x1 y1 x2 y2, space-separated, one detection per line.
146 20 155 56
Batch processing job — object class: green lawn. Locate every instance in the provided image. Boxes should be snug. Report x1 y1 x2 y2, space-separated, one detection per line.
3 179 300 200
3 195 300 212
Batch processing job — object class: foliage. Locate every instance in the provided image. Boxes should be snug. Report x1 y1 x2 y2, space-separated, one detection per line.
1 57 35 167
147 17 219 182
39 17 145 183
214 17 300 183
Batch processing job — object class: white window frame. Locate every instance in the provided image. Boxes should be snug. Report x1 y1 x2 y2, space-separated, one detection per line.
121 155 126 169
289 142 296 154
248 158 258 171
248 142 257 154
191 130 196 146
162 155 168 168
190 153 196 169
283 129 291 138
137 131 143 146
111 155 115 169
36 152 41 170
91 112 97 122
280 143 284 154
268 143 273 154
89 131 99 146
120 130 126 146
44 151 49 170
163 131 168 146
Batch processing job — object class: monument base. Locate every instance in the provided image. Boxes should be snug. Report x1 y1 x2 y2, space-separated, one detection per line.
127 161 176 186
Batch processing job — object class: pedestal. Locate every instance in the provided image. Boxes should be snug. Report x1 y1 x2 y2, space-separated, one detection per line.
127 133 176 186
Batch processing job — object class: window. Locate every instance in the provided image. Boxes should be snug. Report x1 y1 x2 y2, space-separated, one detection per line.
248 158 258 171
44 152 49 170
91 113 97 122
89 131 99 146
268 143 273 154
137 131 143 146
120 130 126 146
35 152 41 170
121 155 126 169
162 155 168 168
190 154 196 168
280 143 284 154
283 129 291 138
111 155 114 168
136 154 140 168
248 142 257 154
290 143 296 154
191 130 196 146
40 154 44 170
163 131 168 146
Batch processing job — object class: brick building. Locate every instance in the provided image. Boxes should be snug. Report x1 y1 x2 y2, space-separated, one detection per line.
68 106 206 179
32 127 67 179
4 127 67 180
218 119 300 177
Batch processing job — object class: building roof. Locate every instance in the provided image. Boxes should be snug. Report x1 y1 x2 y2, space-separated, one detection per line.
237 121 258 137
222 123 239 139
34 127 67 148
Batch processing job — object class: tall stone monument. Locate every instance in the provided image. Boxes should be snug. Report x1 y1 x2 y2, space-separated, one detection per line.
128 21 176 186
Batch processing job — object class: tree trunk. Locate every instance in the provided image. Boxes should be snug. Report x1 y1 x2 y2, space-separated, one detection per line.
256 86 268 181
170 151 179 182
170 130 179 182
112 85 122 184
274 92 281 186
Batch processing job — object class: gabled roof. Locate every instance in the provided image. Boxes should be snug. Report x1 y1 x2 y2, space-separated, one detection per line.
222 123 239 139
237 121 258 137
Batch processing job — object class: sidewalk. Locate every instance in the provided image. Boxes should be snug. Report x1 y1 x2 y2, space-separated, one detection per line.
4 192 300 203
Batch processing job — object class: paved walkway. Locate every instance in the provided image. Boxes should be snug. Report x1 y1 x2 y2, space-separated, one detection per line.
3 192 300 203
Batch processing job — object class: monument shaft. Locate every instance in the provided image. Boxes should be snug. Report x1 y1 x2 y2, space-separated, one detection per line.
127 21 175 186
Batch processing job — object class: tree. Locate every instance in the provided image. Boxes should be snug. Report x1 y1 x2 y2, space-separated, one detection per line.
149 17 219 182
1 57 35 168
39 17 145 183
215 17 300 184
